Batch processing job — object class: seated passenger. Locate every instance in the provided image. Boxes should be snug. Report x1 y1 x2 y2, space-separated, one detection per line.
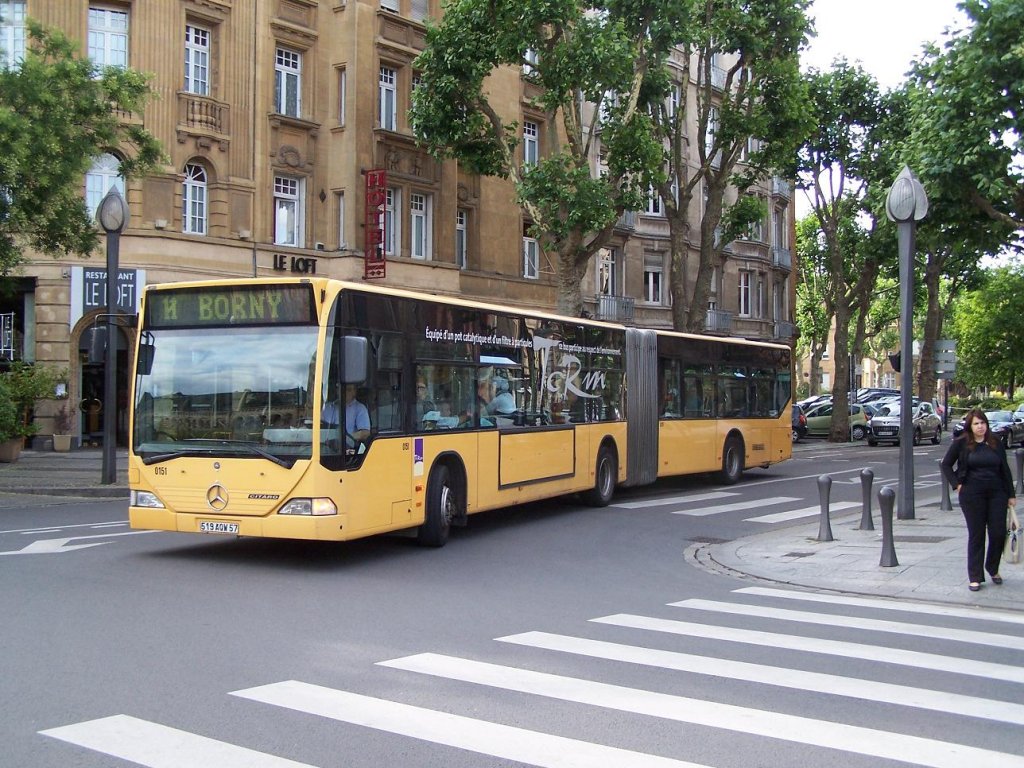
487 377 517 416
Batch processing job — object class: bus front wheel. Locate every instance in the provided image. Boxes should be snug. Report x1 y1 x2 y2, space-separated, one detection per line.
417 464 455 547
583 446 617 507
717 436 744 485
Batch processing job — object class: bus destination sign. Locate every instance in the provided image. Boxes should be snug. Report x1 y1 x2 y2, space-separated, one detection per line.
146 285 316 328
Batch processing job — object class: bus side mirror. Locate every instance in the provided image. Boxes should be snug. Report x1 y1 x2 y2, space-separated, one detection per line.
342 336 368 384
137 339 155 375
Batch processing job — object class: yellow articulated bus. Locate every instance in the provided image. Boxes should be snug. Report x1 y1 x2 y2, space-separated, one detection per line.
128 278 792 546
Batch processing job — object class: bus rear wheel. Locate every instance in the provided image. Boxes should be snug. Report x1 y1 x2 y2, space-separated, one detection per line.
417 464 456 547
583 446 616 507
717 436 744 485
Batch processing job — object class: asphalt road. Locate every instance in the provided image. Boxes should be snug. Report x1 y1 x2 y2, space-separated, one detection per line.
3 440 1022 767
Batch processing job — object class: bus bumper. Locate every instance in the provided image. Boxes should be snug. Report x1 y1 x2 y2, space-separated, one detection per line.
129 507 351 541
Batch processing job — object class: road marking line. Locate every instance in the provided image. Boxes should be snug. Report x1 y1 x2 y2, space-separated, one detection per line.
734 587 1024 626
496 631 1024 726
40 714 314 768
746 501 859 523
379 653 1022 768
591 614 1024 683
613 491 736 509
233 681 709 768
1 519 128 535
667 599 1024 651
671 496 800 517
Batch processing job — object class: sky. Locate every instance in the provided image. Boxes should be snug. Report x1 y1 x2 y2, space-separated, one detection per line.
801 0 967 89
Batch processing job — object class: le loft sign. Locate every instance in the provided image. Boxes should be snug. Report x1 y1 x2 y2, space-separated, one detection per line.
271 253 318 274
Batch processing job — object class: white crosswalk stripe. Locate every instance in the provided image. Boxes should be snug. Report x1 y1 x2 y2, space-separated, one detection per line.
39 715 314 768
377 653 1022 768
670 495 800 516
40 588 1024 768
746 500 859 523
612 491 737 509
668 598 1024 650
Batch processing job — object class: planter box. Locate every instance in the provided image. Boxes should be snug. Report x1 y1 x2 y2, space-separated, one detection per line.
0 437 23 463
53 434 74 452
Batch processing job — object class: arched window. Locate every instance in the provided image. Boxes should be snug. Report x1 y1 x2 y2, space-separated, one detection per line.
85 153 124 220
182 163 207 235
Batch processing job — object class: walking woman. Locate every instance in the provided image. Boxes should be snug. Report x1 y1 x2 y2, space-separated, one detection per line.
940 408 1016 591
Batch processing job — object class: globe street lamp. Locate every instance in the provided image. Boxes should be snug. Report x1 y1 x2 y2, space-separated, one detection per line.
96 187 129 485
885 166 928 520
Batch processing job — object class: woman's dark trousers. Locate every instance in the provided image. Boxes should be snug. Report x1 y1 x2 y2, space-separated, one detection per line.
959 483 1008 583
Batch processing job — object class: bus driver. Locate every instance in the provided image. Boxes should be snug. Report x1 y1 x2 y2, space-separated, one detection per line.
323 383 370 449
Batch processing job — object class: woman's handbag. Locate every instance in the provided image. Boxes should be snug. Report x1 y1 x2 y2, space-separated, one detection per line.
1006 506 1022 565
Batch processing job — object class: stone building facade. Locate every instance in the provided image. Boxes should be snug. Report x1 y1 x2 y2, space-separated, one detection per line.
0 0 795 446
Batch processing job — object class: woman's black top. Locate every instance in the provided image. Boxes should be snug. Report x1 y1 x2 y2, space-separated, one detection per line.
940 436 1015 497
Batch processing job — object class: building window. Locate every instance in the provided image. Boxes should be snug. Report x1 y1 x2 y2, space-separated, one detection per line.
336 66 346 126
182 163 207 235
773 207 787 248
668 82 681 119
379 66 397 131
597 249 617 296
274 175 303 247
183 24 209 95
738 270 752 317
455 209 468 269
275 47 301 117
705 106 718 157
773 280 783 322
643 255 663 304
85 153 124 219
380 0 399 11
384 187 399 255
645 186 662 216
523 120 538 167
523 48 538 76
88 6 128 69
0 1 26 69
523 237 539 279
410 0 429 22
410 192 432 260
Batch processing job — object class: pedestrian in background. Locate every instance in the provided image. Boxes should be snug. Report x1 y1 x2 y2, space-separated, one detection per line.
940 408 1016 591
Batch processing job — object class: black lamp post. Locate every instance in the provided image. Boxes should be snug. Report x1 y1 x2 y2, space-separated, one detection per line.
97 187 129 485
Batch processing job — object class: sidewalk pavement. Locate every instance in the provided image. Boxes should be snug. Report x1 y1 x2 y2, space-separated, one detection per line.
689 438 1022 611
1 440 1020 612
0 447 128 500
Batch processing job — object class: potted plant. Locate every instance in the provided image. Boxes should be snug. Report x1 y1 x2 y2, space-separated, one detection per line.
52 403 76 452
0 362 66 454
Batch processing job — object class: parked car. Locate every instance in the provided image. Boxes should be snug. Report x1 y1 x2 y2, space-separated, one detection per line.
950 410 1024 447
867 401 942 446
854 387 900 404
803 402 870 440
798 394 831 411
792 404 807 443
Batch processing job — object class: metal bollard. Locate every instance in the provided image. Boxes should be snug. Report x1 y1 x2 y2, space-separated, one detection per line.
857 468 874 530
816 474 834 542
939 459 953 511
879 486 899 567
1016 448 1024 495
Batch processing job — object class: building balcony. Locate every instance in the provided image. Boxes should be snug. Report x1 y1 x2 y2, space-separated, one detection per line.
596 294 635 323
772 246 792 271
615 210 636 231
705 308 733 333
177 93 230 147
774 320 798 340
772 177 792 199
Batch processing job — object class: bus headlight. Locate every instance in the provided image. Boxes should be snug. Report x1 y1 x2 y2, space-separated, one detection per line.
130 490 165 508
277 498 338 516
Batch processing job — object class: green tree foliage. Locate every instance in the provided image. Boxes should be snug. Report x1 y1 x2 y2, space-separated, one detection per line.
411 1 677 315
647 0 812 331
0 22 162 277
951 266 1024 397
911 0 1024 232
794 215 831 392
796 61 889 439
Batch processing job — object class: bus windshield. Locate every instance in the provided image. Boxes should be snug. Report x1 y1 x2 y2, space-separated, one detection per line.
132 326 318 467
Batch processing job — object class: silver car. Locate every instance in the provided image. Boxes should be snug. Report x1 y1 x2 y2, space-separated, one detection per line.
867 401 942 446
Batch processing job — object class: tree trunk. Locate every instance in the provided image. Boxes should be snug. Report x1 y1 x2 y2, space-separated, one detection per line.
556 250 586 317
684 183 725 332
917 253 944 405
668 216 690 330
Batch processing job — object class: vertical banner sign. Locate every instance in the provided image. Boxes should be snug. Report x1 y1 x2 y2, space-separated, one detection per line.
364 169 387 279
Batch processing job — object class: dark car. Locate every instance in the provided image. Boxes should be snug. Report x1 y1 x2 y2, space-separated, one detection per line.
792 404 807 443
951 410 1024 447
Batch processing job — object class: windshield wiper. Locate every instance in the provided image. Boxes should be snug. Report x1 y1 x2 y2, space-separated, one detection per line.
141 439 292 468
